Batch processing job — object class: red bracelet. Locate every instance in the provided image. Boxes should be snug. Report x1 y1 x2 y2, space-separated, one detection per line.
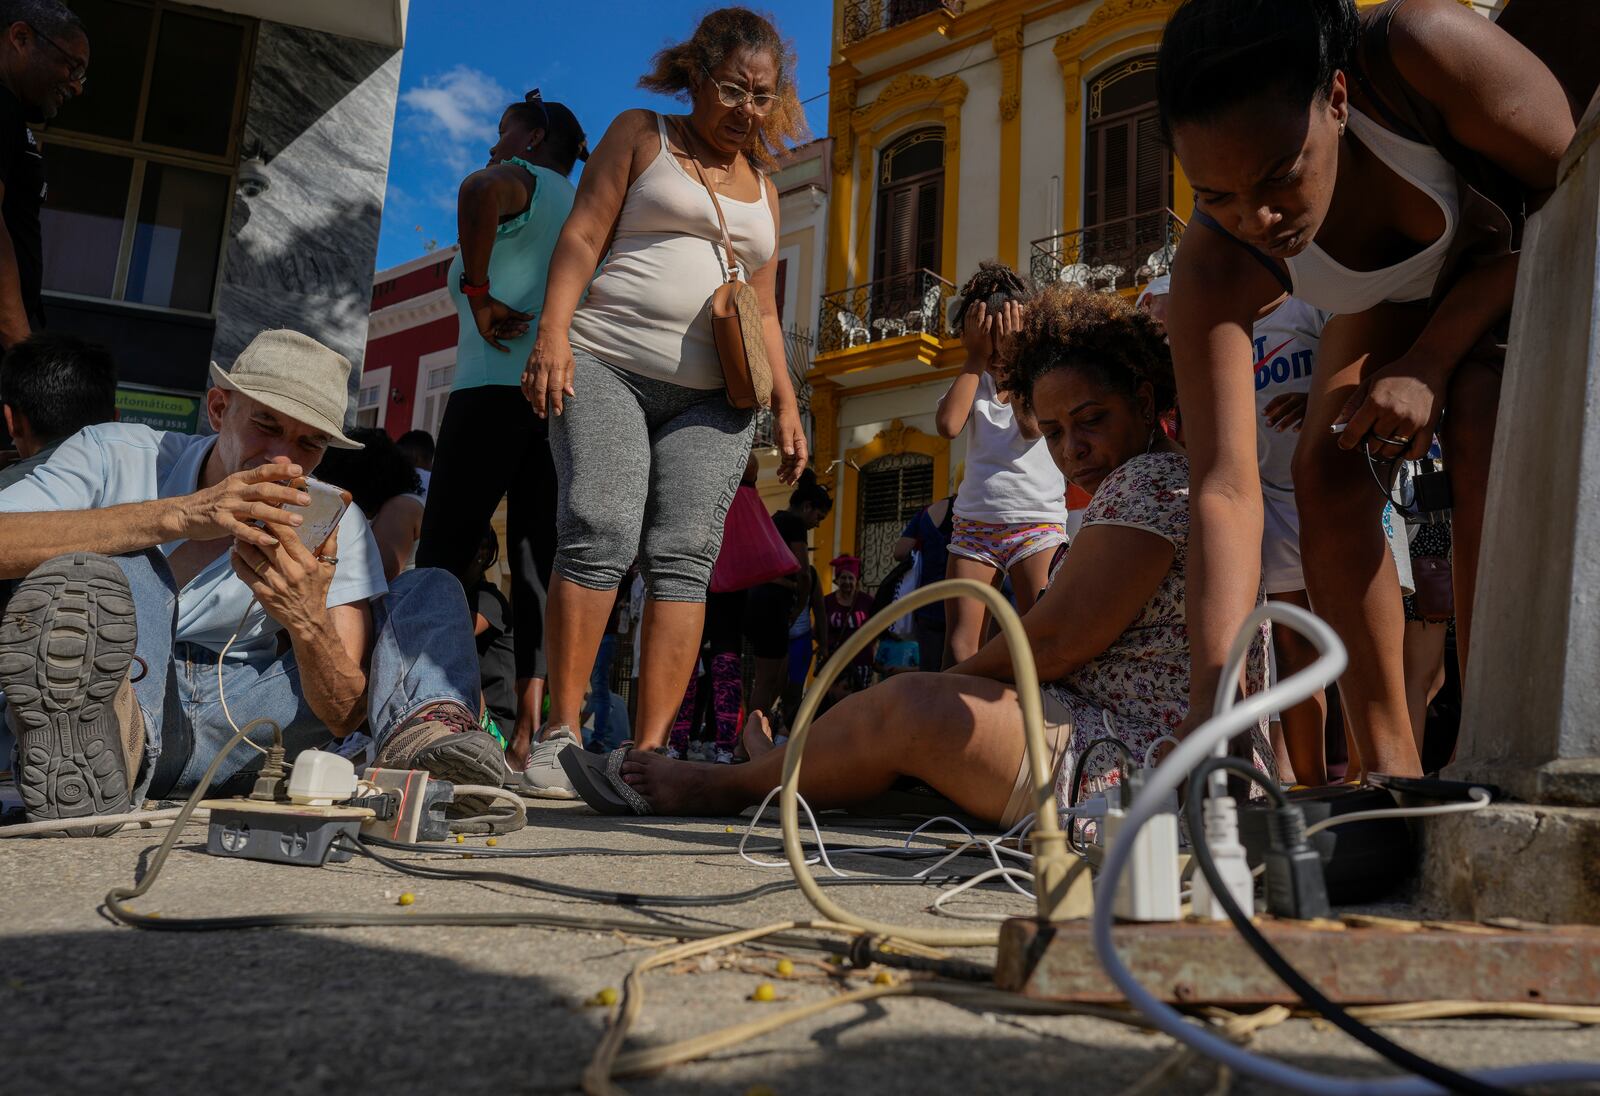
459 273 491 298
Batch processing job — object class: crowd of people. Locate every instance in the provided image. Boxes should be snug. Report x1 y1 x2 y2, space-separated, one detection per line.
0 0 1589 835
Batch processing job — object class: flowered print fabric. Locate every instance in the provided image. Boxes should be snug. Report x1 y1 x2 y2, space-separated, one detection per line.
1045 451 1273 808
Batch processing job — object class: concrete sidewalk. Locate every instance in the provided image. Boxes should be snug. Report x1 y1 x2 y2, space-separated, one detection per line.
2 800 1596 1095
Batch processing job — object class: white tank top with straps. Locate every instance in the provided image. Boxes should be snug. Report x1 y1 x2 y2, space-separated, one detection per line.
569 112 776 389
1285 107 1459 313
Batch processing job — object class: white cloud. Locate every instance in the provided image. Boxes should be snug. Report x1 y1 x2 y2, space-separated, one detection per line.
400 65 509 173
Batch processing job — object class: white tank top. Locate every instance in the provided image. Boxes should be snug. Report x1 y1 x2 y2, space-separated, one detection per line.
569 113 776 389
1286 108 1458 312
954 372 1068 526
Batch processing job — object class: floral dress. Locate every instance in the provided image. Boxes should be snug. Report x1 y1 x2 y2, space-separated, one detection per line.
1045 451 1273 808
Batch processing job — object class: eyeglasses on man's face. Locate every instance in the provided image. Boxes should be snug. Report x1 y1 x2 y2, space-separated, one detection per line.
28 25 87 85
700 66 778 117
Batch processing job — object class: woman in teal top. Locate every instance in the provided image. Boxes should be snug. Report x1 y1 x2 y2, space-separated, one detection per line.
416 90 587 764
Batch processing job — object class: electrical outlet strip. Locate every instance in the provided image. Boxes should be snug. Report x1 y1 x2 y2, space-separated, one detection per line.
360 768 453 843
203 800 373 867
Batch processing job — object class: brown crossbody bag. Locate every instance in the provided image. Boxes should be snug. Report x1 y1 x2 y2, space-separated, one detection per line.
675 121 773 410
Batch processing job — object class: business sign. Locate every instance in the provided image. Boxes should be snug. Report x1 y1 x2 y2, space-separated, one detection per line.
116 388 200 433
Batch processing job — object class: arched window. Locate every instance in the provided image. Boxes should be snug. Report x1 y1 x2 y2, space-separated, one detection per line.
873 128 944 284
855 451 933 589
1083 57 1171 275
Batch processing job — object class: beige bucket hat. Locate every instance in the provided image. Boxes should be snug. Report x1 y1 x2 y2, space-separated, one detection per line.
208 329 363 449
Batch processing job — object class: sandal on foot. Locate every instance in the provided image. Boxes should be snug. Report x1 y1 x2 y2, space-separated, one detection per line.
558 747 651 816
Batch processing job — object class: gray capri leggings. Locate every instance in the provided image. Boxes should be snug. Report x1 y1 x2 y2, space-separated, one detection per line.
549 347 756 602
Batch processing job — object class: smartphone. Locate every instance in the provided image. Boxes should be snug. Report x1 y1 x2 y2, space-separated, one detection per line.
282 477 348 552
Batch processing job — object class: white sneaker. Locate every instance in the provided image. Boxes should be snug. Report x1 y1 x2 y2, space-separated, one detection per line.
518 725 581 800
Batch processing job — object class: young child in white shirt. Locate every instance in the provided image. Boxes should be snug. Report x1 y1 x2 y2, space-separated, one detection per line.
935 262 1068 668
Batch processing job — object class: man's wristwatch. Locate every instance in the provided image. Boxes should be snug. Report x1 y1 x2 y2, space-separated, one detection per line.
460 273 491 298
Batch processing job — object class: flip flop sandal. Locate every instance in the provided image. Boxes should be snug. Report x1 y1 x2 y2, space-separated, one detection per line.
559 747 652 816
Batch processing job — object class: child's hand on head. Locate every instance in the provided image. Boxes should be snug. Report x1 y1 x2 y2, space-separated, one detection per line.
960 301 992 364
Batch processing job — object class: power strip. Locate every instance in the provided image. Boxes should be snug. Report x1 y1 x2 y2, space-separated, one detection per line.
204 800 374 867
359 768 454 843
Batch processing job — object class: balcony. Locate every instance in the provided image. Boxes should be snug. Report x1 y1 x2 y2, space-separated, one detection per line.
1029 208 1187 295
753 327 815 451
817 268 955 355
843 0 964 46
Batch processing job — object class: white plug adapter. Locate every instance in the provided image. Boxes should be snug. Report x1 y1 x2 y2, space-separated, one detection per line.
286 749 357 806
1190 794 1255 921
1102 804 1183 922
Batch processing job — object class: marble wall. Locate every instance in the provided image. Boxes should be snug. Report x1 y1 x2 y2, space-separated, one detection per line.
210 22 401 405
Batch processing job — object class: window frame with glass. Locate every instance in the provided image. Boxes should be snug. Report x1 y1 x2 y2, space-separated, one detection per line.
37 0 254 320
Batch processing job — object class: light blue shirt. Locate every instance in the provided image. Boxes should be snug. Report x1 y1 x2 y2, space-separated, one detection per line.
446 160 576 391
0 423 387 662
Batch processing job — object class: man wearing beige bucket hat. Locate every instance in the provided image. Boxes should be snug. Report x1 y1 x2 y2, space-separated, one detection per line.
0 329 503 833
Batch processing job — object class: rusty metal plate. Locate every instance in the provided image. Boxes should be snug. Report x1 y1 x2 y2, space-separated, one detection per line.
995 916 1600 1006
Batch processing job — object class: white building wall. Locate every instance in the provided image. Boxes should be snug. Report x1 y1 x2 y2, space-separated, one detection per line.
1018 8 1079 249
954 61 1003 283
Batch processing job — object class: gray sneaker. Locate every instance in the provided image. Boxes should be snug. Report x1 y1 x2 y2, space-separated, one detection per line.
518 725 580 799
373 701 507 820
0 553 142 836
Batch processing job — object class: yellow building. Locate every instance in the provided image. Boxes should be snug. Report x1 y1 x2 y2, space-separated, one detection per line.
801 0 1497 593
806 0 1197 593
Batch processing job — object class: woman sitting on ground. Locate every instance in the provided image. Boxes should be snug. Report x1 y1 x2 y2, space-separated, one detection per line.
562 287 1271 820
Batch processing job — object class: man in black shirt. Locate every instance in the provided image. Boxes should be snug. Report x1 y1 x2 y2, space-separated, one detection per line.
0 2 89 347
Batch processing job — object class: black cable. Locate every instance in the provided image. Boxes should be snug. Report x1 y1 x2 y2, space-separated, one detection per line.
1185 757 1510 1096
364 837 963 863
1197 756 1288 808
1067 736 1137 855
349 836 959 908
1067 736 1137 810
847 933 994 983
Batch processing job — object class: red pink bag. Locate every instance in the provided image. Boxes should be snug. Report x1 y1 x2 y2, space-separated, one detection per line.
710 485 800 593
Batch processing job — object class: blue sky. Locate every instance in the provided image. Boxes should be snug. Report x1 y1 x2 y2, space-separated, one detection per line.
375 1 835 271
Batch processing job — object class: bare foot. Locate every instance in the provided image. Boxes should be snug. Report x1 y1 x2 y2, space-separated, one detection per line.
619 749 748 815
741 710 777 761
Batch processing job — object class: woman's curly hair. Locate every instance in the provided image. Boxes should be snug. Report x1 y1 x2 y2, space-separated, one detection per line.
638 7 807 171
952 260 1031 334
1003 286 1177 415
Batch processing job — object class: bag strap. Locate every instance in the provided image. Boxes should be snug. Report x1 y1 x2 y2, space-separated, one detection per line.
671 116 741 284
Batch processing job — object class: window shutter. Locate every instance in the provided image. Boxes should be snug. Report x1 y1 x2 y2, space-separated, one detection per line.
875 185 917 280
1082 57 1172 277
914 177 942 274
1101 120 1132 224
873 129 946 285
1085 127 1102 227
1134 114 1168 214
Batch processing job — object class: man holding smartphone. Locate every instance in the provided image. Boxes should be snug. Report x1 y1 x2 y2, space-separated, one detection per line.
0 330 501 833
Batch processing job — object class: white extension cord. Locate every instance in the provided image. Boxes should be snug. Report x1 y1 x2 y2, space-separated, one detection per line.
776 577 1077 947
1091 600 1600 1094
736 784 1040 915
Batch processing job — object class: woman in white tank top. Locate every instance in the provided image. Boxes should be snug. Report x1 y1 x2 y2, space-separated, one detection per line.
1154 0 1574 783
512 10 810 784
